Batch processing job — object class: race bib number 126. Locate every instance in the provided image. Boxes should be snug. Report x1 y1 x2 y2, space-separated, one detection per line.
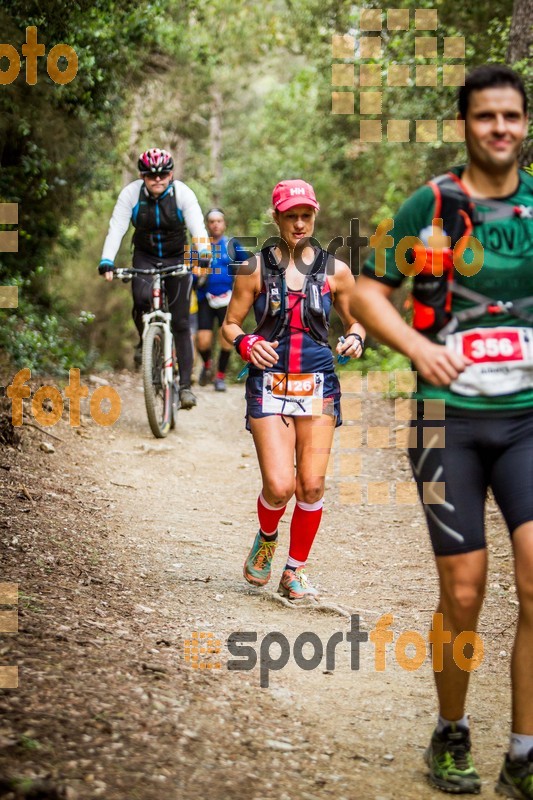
262 372 324 415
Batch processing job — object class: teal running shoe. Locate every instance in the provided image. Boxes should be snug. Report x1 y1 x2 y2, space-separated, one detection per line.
277 568 319 601
243 530 277 586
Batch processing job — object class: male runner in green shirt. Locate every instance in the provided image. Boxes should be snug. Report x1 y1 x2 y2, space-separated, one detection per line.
353 65 533 797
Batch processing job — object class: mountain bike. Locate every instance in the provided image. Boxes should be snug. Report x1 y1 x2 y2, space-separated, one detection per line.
115 264 189 438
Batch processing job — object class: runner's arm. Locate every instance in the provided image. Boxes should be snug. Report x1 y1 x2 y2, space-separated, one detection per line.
352 274 471 385
330 260 366 358
100 182 140 268
221 263 279 369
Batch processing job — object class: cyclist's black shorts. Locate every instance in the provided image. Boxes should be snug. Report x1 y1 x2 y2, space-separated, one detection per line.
130 249 194 387
198 298 227 331
408 406 533 556
131 249 192 335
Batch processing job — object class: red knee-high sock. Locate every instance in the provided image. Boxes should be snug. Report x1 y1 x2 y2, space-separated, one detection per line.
257 492 286 536
287 498 324 566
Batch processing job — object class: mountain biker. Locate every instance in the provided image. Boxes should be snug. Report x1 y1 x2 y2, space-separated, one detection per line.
222 180 365 601
352 65 533 797
197 208 247 391
98 147 211 409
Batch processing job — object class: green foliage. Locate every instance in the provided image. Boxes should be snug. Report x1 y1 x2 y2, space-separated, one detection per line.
338 345 411 398
340 344 410 375
0 0 528 373
0 287 92 374
18 736 41 751
0 0 190 295
0 0 194 372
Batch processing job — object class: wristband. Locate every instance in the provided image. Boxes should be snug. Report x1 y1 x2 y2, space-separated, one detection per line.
233 333 265 362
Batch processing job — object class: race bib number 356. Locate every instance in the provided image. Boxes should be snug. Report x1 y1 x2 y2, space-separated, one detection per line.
461 329 524 363
446 327 533 396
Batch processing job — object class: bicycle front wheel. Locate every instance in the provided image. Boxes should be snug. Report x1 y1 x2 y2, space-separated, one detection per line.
143 324 172 438
170 344 179 430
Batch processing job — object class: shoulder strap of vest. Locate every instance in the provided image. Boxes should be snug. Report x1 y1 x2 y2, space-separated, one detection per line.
519 168 533 191
427 172 475 244
253 246 288 340
437 288 533 340
417 172 533 339
301 248 330 344
516 169 533 217
300 246 328 292
428 171 533 239
253 246 330 343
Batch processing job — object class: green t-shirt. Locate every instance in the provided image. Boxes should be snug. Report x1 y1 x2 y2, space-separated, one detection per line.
363 167 533 412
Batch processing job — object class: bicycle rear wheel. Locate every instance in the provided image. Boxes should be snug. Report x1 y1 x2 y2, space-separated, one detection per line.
143 324 172 438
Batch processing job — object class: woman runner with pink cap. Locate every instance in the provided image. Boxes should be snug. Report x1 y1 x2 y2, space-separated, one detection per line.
222 180 365 601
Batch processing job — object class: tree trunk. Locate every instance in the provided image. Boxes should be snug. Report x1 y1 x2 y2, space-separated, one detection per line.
506 0 533 62
209 87 223 205
170 137 188 181
506 0 533 166
122 90 144 185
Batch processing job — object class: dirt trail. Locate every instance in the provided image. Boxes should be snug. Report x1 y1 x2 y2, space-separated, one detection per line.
0 371 520 799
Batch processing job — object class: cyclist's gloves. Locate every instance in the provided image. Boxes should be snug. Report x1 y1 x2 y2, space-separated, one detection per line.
98 260 114 275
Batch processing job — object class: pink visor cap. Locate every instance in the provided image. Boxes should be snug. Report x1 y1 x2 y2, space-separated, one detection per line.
272 180 320 213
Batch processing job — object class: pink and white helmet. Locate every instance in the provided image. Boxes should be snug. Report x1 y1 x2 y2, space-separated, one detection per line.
137 148 174 174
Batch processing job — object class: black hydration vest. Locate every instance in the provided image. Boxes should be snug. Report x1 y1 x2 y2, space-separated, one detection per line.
412 171 533 341
253 245 331 345
132 183 187 258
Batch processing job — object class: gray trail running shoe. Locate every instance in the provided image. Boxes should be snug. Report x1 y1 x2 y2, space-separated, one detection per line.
179 388 197 409
425 724 481 794
199 366 213 386
496 749 533 799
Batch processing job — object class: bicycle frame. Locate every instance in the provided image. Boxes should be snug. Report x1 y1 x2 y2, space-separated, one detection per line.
114 263 190 436
116 264 189 382
141 273 174 390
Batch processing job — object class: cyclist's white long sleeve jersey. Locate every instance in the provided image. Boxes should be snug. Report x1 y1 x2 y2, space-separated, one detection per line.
100 179 209 265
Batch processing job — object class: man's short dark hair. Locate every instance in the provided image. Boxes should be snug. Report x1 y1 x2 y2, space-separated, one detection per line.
458 64 528 118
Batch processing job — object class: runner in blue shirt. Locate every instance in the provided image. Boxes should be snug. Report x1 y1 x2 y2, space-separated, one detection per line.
197 209 247 391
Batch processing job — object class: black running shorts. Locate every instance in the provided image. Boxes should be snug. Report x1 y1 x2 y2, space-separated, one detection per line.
197 298 227 331
408 408 533 556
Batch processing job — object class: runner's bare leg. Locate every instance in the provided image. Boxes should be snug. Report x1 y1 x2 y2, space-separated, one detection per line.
511 522 533 733
433 550 487 720
294 414 335 504
250 415 297 506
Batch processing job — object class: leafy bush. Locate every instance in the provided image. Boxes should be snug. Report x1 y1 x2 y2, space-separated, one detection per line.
337 344 411 398
0 290 94 374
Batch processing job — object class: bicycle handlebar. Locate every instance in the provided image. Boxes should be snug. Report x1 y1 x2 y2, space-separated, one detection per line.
114 264 191 281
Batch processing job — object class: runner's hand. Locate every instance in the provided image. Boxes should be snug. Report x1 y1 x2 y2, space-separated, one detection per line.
336 333 364 359
409 339 472 386
249 339 279 369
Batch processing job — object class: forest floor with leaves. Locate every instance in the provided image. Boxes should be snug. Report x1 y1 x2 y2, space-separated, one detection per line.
0 369 521 800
